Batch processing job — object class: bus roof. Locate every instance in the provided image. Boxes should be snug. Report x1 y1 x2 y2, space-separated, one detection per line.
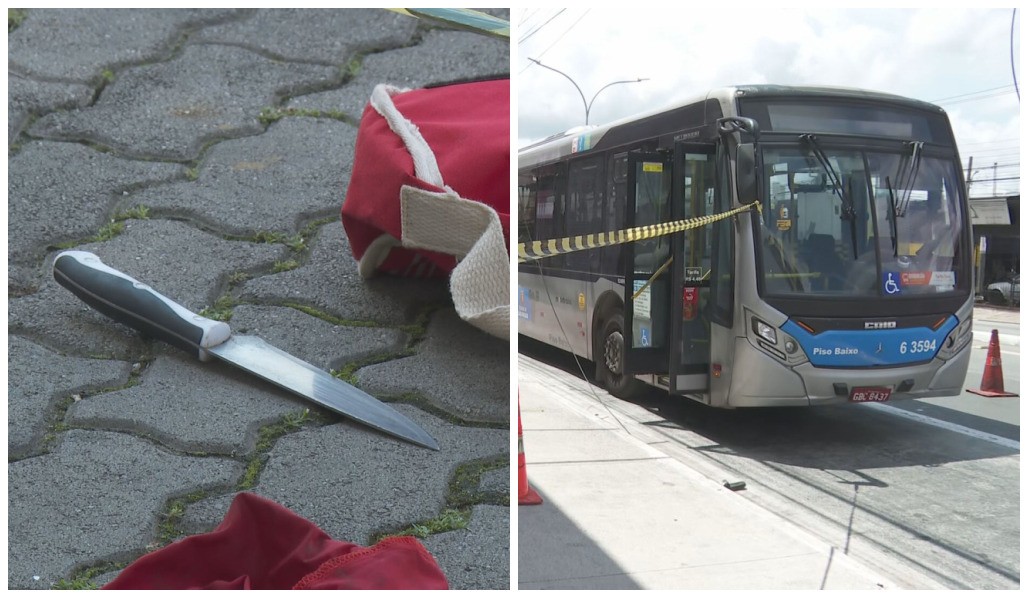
518 84 947 166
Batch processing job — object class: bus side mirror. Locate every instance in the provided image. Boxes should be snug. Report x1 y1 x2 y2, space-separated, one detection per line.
736 143 757 204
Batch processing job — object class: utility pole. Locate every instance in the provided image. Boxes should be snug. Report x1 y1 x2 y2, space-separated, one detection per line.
966 156 973 192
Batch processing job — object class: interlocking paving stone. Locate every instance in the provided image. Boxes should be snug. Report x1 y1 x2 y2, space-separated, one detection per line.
7 8 244 83
190 8 417 64
237 222 451 326
423 505 510 590
7 141 182 292
227 304 408 370
478 466 511 496
357 309 508 423
66 348 302 456
180 405 506 545
7 75 94 143
129 117 358 236
7 429 240 589
8 336 133 459
289 29 511 118
29 44 339 161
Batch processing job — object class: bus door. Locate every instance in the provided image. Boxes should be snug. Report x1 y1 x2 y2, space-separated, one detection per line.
623 151 673 374
669 143 718 393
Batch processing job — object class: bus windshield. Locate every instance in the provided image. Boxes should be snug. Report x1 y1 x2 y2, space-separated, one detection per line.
758 144 966 299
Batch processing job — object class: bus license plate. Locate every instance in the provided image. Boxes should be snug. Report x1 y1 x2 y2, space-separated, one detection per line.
850 387 891 403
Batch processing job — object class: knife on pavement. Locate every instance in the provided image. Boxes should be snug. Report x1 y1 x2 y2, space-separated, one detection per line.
52 250 440 451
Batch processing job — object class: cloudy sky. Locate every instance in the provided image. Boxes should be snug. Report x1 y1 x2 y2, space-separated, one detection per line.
516 8 1020 198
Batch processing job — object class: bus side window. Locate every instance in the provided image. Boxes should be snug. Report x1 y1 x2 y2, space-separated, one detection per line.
533 163 567 269
517 170 537 246
567 155 605 272
605 154 628 274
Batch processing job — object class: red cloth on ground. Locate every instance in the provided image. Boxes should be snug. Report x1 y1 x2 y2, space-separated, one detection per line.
102 492 448 590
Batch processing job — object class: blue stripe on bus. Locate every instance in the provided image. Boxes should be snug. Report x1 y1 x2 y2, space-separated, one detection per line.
781 316 958 368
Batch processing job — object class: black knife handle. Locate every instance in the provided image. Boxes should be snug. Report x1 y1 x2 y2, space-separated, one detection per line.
53 250 231 360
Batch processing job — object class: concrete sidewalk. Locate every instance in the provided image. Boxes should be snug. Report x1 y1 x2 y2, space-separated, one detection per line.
517 364 931 590
8 9 509 590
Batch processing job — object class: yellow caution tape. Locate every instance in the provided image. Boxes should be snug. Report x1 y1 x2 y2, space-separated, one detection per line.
518 201 761 263
631 256 673 301
387 8 509 39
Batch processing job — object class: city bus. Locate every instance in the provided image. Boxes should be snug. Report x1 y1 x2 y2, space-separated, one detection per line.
517 85 974 407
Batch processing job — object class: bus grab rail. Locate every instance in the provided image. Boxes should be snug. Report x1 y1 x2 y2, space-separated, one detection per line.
517 201 762 263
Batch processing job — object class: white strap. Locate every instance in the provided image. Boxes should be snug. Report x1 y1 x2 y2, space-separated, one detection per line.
369 84 447 189
400 186 509 340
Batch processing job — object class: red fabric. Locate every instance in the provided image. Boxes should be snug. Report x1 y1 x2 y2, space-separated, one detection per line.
342 79 510 277
102 492 448 590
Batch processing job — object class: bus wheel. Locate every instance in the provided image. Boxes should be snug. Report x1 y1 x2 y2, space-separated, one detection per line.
600 313 642 399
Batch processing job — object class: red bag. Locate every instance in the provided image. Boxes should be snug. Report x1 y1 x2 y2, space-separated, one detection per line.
341 80 510 340
102 492 448 590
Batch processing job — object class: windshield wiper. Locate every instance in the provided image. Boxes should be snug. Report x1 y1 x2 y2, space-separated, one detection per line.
884 176 899 257
894 141 923 216
801 134 857 259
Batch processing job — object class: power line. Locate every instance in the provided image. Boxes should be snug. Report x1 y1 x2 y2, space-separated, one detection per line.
935 89 1018 106
518 9 565 44
518 8 541 26
532 9 590 63
931 85 1015 104
518 10 591 76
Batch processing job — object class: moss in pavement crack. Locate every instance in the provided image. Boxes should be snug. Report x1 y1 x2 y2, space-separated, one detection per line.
52 562 128 590
257 106 355 127
113 204 150 221
236 408 321 491
198 294 236 322
10 359 151 462
446 454 508 508
331 350 415 386
370 454 508 543
50 204 152 251
280 302 378 328
8 8 28 32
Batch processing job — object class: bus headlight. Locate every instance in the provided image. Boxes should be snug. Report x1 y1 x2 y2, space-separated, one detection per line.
939 316 972 358
784 339 798 354
752 317 777 345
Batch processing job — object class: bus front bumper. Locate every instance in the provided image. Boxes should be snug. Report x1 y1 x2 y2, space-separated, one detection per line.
726 338 973 407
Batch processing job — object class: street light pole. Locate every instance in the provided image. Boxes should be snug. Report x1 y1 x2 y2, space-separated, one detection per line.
528 58 648 125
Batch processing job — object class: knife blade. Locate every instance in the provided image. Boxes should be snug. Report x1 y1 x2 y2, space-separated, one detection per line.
52 250 439 451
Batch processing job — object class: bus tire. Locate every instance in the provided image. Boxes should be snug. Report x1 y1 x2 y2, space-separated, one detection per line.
599 313 643 399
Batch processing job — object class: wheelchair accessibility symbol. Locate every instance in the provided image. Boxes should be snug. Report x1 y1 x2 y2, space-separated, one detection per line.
640 327 651 347
883 272 902 295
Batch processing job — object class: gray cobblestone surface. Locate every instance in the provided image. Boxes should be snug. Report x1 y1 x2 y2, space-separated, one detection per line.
8 8 510 590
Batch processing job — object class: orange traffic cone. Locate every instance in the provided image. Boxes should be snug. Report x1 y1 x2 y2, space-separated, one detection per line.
967 329 1018 397
518 396 542 505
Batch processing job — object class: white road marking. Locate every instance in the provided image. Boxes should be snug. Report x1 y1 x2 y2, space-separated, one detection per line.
863 402 1020 451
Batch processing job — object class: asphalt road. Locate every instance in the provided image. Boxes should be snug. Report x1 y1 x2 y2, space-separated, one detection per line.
888 318 1019 440
519 335 1021 590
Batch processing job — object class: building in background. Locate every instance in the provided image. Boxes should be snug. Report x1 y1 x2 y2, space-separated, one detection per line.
969 194 1020 303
